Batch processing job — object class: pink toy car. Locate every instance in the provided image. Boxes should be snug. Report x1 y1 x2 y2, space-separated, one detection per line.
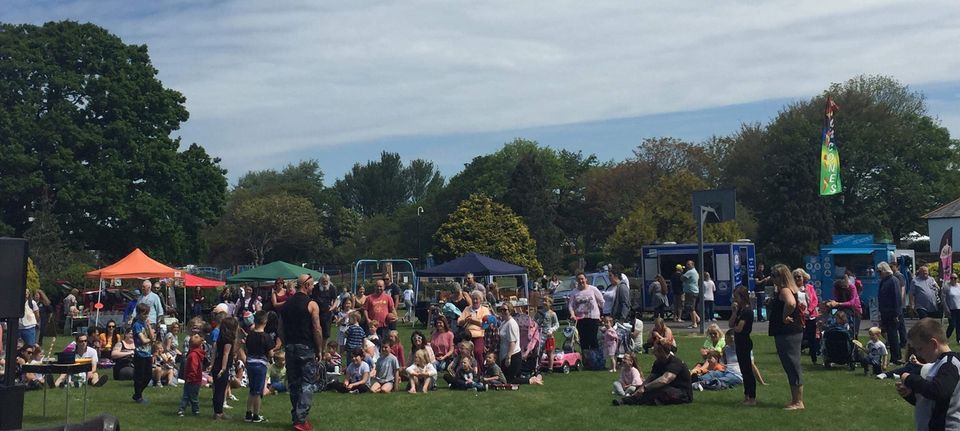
541 351 582 374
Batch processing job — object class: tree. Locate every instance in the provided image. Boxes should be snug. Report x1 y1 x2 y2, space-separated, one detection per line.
580 161 648 248
0 22 226 263
504 151 564 272
27 257 40 293
434 194 543 277
23 196 68 288
334 151 444 217
234 160 326 209
645 170 746 244
605 205 656 264
721 75 960 262
205 193 328 265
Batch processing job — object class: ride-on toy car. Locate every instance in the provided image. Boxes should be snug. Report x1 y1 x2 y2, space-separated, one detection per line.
540 324 582 373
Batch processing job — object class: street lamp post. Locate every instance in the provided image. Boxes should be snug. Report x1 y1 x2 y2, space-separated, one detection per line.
417 206 424 264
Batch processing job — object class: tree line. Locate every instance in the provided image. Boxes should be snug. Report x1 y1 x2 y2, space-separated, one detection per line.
3 22 958 286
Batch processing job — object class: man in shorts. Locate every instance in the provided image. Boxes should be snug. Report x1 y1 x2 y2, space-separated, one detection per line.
682 261 701 329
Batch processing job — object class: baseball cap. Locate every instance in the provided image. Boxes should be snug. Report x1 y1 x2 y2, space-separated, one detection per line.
676 264 684 270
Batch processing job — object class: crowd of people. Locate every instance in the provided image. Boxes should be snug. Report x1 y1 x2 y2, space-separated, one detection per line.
5 260 960 430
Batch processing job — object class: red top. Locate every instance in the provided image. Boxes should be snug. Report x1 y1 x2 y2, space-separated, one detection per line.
363 293 395 327
390 343 405 367
184 347 206 384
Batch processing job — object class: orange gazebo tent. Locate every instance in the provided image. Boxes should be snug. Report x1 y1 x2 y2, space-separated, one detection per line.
86 248 181 279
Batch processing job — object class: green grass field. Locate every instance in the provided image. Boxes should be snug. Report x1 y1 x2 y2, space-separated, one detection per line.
21 323 914 430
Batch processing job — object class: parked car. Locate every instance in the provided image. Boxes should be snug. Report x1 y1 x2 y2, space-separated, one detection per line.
550 272 611 321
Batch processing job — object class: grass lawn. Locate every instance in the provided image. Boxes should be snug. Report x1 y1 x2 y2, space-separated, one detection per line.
21 322 914 430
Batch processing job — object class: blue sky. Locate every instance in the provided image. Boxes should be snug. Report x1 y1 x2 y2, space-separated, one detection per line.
3 0 959 183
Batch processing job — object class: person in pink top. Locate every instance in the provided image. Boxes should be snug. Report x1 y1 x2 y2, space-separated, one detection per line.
613 352 644 396
568 272 605 351
431 317 455 371
825 277 862 340
363 279 396 340
793 269 821 364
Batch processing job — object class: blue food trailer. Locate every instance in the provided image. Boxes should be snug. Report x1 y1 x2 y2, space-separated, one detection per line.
803 235 897 318
639 241 756 317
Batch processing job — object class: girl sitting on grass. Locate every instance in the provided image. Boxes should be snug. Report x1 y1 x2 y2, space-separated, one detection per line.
443 340 478 390
406 349 437 393
613 352 643 396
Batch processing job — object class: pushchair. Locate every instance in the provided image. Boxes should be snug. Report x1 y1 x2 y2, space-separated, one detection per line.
516 312 542 379
614 321 637 360
821 327 857 370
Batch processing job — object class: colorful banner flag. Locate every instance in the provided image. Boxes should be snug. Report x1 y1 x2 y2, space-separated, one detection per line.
819 96 841 196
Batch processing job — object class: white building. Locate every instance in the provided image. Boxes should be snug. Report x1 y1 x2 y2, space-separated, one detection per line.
924 197 960 252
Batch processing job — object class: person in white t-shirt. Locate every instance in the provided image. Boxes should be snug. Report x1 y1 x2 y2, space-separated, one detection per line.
496 303 543 385
402 286 415 323
55 331 108 387
19 291 40 347
703 272 717 322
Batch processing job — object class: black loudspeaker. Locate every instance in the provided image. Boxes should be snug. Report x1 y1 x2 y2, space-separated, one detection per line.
0 237 28 319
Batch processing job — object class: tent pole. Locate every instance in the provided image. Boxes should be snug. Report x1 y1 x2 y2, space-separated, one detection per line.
95 278 103 327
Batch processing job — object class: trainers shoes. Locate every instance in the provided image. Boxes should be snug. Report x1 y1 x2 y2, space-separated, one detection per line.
245 411 254 422
876 373 888 380
252 415 265 423
177 410 185 417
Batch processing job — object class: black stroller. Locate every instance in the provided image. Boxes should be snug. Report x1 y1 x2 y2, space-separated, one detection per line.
821 327 857 370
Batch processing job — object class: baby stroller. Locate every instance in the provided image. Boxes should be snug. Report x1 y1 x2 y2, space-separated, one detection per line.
821 327 857 370
516 312 542 379
614 322 636 360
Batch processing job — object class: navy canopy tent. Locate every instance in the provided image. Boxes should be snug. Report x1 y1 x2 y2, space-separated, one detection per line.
418 252 527 277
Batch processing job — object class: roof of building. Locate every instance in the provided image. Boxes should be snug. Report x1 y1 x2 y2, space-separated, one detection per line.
924 197 960 219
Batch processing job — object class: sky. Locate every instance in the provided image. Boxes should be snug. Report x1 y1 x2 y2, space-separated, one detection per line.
3 0 960 184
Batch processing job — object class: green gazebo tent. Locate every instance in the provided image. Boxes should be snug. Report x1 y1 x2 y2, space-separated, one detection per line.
226 260 323 283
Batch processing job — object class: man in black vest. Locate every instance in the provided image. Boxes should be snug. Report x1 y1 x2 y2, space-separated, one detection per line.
283 274 323 431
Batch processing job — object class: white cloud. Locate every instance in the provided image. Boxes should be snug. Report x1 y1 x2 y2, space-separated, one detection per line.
4 0 960 178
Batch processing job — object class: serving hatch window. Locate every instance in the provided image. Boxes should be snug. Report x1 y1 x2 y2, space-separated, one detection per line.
833 253 876 279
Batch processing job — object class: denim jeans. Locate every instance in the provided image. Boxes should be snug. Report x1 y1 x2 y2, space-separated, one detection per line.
700 370 743 389
179 383 200 413
286 344 320 425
